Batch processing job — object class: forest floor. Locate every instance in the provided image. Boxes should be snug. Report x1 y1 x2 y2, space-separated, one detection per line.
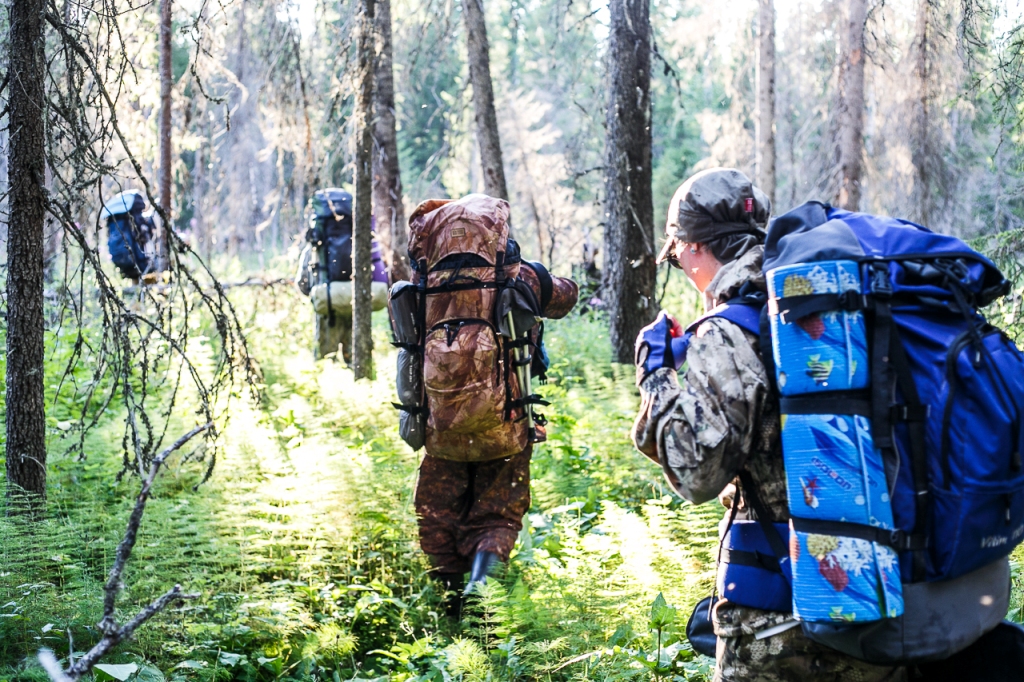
1 283 1022 682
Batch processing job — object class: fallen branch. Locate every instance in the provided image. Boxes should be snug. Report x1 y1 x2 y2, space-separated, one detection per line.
120 277 293 296
217 277 293 290
37 423 212 682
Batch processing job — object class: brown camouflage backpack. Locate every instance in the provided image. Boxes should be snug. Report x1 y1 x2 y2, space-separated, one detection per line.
388 194 545 462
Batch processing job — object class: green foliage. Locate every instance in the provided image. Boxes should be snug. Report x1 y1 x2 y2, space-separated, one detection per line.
973 228 1024 342
0 296 718 681
3 244 1024 680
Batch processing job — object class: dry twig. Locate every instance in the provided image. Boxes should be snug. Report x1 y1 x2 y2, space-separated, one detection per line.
36 423 213 682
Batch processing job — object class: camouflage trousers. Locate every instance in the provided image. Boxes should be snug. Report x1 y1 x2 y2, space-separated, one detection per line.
414 446 531 574
714 603 907 681
314 310 351 362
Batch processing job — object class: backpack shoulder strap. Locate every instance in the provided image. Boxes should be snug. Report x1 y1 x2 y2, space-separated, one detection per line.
686 284 766 337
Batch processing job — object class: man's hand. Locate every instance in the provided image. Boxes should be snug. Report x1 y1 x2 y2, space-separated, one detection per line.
635 311 688 385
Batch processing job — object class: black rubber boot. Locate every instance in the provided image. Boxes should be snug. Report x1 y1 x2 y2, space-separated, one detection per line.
464 550 500 595
436 572 465 620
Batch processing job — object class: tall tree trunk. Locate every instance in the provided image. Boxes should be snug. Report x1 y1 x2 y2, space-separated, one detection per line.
290 29 317 195
835 0 868 210
6 0 48 505
157 0 173 269
461 0 509 202
352 0 376 379
603 0 656 365
756 0 777 208
913 0 930 225
373 0 410 283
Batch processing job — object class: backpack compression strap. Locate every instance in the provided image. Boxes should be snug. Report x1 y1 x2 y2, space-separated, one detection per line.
524 260 553 314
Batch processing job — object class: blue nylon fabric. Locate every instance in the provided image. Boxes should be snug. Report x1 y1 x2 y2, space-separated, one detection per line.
107 214 148 278
719 520 793 612
702 300 762 336
825 206 1004 301
636 312 678 377
765 202 1024 584
674 299 762 369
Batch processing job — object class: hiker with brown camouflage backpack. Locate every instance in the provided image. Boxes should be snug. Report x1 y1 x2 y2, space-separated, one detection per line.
388 194 578 611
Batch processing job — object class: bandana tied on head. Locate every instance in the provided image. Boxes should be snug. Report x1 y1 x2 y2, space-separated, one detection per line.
656 168 771 265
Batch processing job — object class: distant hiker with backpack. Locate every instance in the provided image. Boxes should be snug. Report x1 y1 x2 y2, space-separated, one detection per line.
631 168 1024 681
102 189 155 282
387 194 578 610
295 188 388 362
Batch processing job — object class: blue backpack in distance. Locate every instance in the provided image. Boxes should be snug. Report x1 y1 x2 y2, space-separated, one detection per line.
102 190 151 280
684 202 1024 666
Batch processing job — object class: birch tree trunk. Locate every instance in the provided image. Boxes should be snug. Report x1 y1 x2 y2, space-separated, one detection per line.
6 0 48 505
913 0 931 225
756 0 776 208
157 0 173 269
373 0 410 283
603 0 656 364
461 0 509 202
351 0 376 379
835 0 868 211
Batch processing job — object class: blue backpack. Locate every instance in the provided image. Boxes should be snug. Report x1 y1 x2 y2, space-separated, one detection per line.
690 202 1024 665
102 190 150 280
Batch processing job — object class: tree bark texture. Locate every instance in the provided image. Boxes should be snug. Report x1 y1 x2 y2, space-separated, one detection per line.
603 0 657 365
756 0 777 208
835 0 867 211
913 0 931 226
352 0 376 379
158 0 173 269
373 0 410 283
6 0 48 504
461 0 509 202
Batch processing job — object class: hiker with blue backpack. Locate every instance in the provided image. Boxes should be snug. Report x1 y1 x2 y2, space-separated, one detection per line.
101 189 155 282
632 168 1024 680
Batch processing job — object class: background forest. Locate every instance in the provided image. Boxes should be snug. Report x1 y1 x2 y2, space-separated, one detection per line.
2 0 1024 680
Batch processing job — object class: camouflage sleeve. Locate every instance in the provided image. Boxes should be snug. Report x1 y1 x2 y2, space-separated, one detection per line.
631 317 771 505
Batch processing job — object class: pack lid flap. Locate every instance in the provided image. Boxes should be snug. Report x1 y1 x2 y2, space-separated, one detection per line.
312 189 353 219
407 194 511 269
101 190 144 219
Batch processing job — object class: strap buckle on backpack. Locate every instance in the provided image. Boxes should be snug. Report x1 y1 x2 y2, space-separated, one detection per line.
392 402 428 415
870 261 893 299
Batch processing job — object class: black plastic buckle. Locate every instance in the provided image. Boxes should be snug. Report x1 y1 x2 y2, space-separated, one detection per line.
888 529 928 552
870 262 893 298
837 290 865 311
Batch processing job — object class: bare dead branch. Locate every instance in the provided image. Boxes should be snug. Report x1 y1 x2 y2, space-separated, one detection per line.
36 424 211 682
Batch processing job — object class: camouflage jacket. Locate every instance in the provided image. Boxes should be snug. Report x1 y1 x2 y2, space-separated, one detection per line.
632 245 788 520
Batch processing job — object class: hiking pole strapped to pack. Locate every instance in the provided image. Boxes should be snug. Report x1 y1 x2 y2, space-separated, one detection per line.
505 311 535 440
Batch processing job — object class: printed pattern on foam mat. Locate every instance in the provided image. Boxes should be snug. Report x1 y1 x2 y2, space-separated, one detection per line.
783 413 904 622
767 260 868 396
